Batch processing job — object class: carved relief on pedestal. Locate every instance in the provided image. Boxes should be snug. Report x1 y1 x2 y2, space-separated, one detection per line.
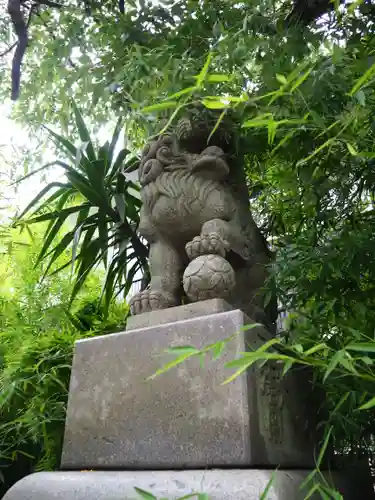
257 363 284 447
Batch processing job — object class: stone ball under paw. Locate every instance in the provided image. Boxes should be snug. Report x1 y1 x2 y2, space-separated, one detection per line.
183 254 236 302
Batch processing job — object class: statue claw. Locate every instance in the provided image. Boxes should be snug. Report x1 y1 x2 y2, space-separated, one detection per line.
185 233 229 261
129 290 178 316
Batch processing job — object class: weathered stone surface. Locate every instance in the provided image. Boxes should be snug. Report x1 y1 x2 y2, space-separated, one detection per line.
128 118 277 331
2 470 354 500
62 309 321 470
126 298 234 330
183 254 236 302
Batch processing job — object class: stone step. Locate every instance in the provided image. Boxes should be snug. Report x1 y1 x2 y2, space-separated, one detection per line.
1 469 353 500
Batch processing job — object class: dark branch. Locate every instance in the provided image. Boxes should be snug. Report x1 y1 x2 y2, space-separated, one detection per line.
285 0 345 26
8 0 29 101
7 0 64 101
83 0 91 15
0 41 18 57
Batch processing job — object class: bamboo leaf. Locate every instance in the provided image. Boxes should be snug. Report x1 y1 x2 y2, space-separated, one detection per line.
204 94 245 103
212 341 226 360
348 0 365 13
166 346 199 354
303 483 320 500
282 359 294 376
316 426 333 467
141 101 178 113
168 87 197 99
349 60 375 96
346 142 358 156
276 73 287 85
134 487 157 500
260 470 277 500
202 99 227 110
299 467 317 491
147 352 197 380
225 352 290 371
251 337 282 354
297 138 336 165
290 67 314 92
221 363 252 384
358 396 375 410
323 350 344 382
304 343 328 356
271 130 296 155
207 110 227 144
195 52 212 87
207 73 232 82
332 392 350 414
176 494 204 500
346 343 375 353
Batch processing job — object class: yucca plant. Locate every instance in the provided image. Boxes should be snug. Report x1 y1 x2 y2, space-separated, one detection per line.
13 104 149 314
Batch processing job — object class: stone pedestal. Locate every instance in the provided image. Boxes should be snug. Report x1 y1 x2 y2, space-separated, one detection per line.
61 301 321 470
2 300 356 499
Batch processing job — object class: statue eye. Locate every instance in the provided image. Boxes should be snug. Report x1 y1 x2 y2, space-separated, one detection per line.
140 159 163 185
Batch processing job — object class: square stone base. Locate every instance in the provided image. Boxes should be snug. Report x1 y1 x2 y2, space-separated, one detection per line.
62 301 322 469
2 470 355 500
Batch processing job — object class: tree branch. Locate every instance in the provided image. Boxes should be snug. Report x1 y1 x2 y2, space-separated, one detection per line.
0 41 18 57
286 0 345 26
7 0 65 101
8 0 29 100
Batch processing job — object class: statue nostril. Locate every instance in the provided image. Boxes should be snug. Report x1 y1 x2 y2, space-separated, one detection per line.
143 160 153 175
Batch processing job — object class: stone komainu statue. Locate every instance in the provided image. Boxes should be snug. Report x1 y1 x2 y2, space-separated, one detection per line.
129 110 277 332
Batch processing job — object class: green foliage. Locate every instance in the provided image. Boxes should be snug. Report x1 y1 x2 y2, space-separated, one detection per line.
14 103 148 314
0 227 127 494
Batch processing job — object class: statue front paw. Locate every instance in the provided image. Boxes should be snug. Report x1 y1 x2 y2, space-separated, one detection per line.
185 233 229 261
129 290 178 315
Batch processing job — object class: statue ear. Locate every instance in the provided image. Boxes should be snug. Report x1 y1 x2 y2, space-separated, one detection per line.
192 151 229 181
